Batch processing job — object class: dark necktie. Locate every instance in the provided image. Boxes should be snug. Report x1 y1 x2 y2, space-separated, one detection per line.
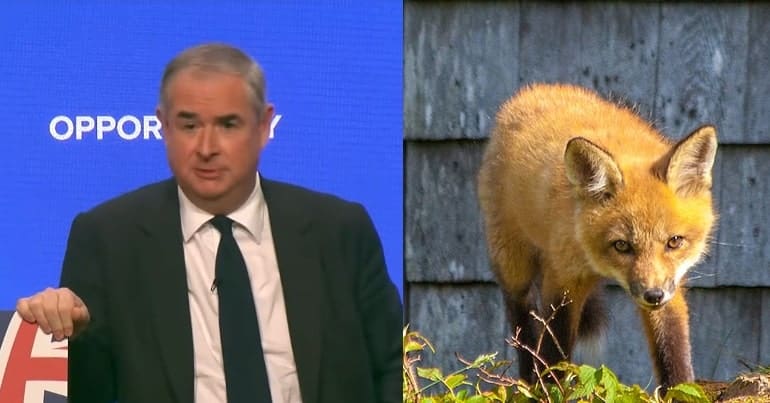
210 215 272 403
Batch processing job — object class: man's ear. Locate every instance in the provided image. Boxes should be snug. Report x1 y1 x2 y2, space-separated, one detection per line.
564 137 624 201
258 104 275 148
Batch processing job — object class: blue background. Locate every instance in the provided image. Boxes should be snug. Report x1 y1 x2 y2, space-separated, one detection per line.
0 2 403 307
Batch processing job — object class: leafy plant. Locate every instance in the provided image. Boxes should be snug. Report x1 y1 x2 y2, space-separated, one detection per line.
403 298 710 402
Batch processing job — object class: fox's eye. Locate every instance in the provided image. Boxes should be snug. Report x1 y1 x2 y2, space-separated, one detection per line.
613 240 631 253
667 236 684 250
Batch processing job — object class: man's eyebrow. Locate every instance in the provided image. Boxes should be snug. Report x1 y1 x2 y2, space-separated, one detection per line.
175 111 198 119
215 114 242 123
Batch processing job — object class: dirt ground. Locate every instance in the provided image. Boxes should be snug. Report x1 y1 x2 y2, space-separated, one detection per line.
698 373 770 402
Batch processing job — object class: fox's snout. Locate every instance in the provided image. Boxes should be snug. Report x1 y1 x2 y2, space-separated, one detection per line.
629 280 676 310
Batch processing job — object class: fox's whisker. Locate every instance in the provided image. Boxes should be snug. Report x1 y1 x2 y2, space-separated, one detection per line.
709 241 745 248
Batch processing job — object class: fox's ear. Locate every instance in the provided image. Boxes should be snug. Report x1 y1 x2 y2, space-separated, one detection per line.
659 125 718 197
564 137 624 201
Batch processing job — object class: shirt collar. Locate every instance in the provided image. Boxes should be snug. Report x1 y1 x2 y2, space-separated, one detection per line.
178 175 266 243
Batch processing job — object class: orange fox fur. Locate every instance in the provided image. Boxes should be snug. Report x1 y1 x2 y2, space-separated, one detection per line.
477 83 718 389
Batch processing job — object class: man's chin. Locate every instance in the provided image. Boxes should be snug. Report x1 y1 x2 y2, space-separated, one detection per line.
192 188 227 201
180 181 228 202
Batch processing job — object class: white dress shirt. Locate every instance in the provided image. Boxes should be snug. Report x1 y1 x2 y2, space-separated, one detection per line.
178 176 302 403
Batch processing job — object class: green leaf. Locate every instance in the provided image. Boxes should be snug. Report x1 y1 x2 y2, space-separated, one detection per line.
616 384 651 403
444 373 466 390
597 365 619 384
471 352 498 367
417 367 444 382
465 395 488 403
546 383 563 401
404 340 425 353
512 392 534 403
577 364 596 382
568 365 598 399
553 361 580 374
487 359 514 372
597 365 619 401
663 383 709 403
496 385 507 401
516 384 536 399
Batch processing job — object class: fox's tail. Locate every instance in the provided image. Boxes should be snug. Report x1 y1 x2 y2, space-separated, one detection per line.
573 289 608 366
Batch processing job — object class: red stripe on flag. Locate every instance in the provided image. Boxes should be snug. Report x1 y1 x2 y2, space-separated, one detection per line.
0 321 67 402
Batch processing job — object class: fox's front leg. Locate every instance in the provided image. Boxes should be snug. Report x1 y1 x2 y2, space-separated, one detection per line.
639 291 694 390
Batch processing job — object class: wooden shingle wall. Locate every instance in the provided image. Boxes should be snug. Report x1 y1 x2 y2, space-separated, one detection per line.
404 1 770 388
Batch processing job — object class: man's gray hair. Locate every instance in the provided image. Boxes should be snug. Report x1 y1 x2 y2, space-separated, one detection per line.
158 43 267 116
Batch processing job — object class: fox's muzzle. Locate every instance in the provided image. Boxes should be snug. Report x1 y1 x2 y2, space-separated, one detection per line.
630 280 676 310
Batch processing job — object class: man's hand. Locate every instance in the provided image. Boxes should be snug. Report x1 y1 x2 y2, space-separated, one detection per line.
16 287 90 341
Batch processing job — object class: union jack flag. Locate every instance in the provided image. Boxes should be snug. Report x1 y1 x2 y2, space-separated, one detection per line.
0 311 67 403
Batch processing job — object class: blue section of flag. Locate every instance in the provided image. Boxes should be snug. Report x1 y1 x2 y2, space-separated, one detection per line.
43 391 67 403
0 311 11 338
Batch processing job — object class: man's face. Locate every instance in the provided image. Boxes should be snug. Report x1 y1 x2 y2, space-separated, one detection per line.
157 68 273 214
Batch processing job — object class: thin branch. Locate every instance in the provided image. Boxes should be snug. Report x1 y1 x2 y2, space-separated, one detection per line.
507 328 561 391
533 297 571 361
456 353 516 387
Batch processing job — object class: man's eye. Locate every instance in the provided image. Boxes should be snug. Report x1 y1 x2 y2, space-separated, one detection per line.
222 121 238 129
182 123 196 131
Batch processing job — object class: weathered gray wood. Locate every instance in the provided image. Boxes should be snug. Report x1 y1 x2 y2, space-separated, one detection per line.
761 290 770 366
406 140 770 287
404 2 520 140
688 287 762 381
518 2 660 121
712 146 770 286
406 283 512 389
654 4 749 143
404 140 492 282
517 2 582 85
574 3 661 122
405 2 761 143
745 3 770 144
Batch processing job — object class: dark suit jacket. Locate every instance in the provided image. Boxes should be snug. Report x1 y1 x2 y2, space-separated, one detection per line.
59 178 402 403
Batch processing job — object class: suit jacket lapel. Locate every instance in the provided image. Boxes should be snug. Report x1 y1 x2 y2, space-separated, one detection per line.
262 178 323 403
138 179 195 403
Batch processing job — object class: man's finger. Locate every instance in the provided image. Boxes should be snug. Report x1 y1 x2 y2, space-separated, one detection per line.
15 297 36 323
73 295 90 319
58 291 75 338
42 291 66 340
28 296 51 334
71 294 90 336
72 306 90 334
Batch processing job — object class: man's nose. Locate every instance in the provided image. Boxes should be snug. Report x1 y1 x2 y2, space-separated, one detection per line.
196 126 219 157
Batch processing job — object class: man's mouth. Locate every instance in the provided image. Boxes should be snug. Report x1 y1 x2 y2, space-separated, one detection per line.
194 168 222 179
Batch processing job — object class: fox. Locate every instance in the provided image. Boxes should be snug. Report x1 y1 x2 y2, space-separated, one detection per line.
477 83 718 389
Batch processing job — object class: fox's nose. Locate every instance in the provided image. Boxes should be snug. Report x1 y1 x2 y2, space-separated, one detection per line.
643 288 665 305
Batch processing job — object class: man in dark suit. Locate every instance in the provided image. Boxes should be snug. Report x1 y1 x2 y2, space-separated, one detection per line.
15 43 402 403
